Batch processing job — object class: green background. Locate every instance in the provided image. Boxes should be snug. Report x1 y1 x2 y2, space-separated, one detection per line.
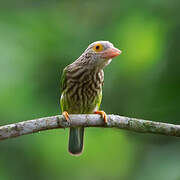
0 0 180 179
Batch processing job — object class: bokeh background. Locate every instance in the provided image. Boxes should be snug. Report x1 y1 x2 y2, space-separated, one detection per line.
0 0 180 179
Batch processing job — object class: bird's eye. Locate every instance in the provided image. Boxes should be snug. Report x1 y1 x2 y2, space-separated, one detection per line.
96 45 100 49
93 43 103 52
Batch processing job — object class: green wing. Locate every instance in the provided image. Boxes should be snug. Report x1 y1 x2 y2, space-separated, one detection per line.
96 90 102 111
60 67 67 93
60 67 68 112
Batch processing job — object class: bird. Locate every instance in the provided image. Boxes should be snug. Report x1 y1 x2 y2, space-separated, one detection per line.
60 41 121 155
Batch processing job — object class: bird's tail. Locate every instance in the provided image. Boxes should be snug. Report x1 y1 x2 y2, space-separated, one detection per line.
68 127 84 155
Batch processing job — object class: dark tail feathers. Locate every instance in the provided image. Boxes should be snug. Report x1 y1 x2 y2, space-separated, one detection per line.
68 127 84 155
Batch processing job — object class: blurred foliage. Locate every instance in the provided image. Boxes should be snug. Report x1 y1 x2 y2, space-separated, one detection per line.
0 0 180 180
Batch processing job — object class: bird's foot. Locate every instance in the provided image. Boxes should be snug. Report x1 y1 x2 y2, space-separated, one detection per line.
62 111 70 122
94 111 107 123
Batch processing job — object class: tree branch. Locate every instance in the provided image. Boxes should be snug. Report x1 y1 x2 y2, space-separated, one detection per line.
0 114 180 141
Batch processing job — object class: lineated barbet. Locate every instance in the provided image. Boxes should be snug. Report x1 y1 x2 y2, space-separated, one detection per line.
60 41 121 155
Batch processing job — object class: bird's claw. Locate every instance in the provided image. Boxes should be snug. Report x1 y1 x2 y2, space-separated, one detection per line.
94 111 107 123
62 111 70 122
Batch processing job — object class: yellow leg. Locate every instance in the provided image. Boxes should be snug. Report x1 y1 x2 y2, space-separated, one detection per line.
62 111 70 122
94 111 107 123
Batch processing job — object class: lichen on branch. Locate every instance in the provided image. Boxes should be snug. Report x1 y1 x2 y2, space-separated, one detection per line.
0 114 180 141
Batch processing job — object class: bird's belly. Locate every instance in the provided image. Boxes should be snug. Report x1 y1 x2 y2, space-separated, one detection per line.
63 84 102 114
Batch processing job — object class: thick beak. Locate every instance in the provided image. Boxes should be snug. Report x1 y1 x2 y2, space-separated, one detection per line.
102 47 122 59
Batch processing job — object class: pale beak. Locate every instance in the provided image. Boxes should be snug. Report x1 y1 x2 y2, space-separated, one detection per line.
102 47 122 59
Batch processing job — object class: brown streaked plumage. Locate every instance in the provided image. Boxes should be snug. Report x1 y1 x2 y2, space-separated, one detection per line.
60 41 121 155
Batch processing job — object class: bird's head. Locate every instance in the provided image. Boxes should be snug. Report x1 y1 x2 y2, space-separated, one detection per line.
81 41 122 69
